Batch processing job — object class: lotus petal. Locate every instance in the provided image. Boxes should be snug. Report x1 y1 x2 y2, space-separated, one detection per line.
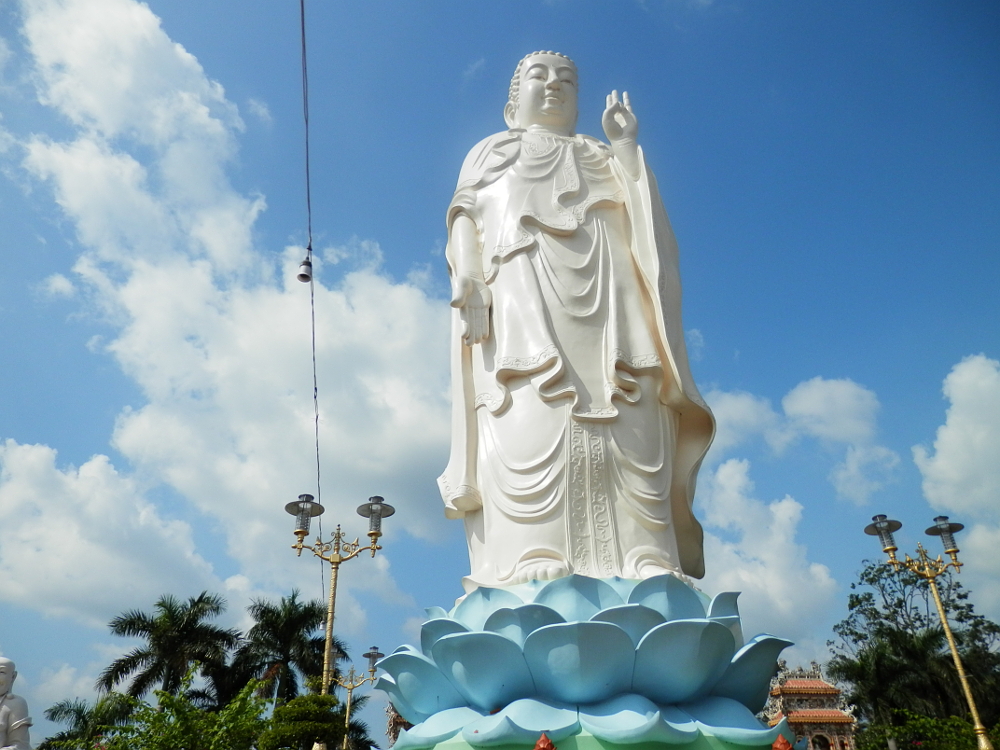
421 618 470 656
501 578 548 604
628 575 705 621
711 634 793 712
603 576 641 602
590 604 666 647
633 620 735 704
678 696 790 746
707 591 740 618
393 707 485 750
390 644 420 655
431 631 536 712
375 675 428 725
484 604 565 646
452 587 524 631
579 693 697 744
377 651 467 722
463 698 580 746
523 621 634 704
425 605 449 620
707 592 744 647
534 575 624 622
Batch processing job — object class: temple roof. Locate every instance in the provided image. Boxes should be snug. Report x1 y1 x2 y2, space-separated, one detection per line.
771 677 840 695
770 710 855 727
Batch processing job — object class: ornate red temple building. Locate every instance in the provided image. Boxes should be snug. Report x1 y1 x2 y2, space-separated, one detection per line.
765 662 856 750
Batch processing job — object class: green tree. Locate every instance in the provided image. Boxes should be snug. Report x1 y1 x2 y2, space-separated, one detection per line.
244 590 338 705
827 561 1000 727
38 692 133 750
258 694 343 750
97 592 240 697
102 671 269 750
854 710 1000 750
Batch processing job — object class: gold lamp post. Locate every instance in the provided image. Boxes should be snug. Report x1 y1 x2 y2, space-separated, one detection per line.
331 647 384 750
864 514 994 750
285 494 395 697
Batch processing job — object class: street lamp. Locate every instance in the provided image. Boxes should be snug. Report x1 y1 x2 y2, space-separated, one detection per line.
864 514 993 750
332 647 385 750
284 494 395 697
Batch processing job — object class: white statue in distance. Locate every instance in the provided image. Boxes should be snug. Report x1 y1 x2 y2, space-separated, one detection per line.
0 659 32 750
439 52 715 591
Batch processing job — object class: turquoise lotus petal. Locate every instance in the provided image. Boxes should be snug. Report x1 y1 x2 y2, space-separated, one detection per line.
628 575 706 621
710 634 793 713
421 618 470 656
523 621 634 704
463 698 580 747
375 675 428 725
534 576 625 621
603 576 641 602
484 604 565 647
431 631 536 712
391 644 421 655
633 620 735 704
425 605 449 620
679 696 790 746
579 693 697 744
394 707 485 750
452 587 524 631
707 592 744 647
590 604 666 647
377 651 467 722
707 591 740 618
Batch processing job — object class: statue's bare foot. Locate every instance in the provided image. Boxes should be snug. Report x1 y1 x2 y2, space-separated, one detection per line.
510 560 569 584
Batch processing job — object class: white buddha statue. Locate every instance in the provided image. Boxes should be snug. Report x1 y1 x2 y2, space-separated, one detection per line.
439 52 715 590
0 659 32 750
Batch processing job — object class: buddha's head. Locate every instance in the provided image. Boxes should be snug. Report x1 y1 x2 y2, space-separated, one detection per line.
0 659 15 697
504 51 578 136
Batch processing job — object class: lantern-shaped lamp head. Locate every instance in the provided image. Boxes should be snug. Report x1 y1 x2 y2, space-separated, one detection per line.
357 496 395 546
363 646 384 676
285 494 325 547
297 258 313 283
864 514 902 556
926 515 963 559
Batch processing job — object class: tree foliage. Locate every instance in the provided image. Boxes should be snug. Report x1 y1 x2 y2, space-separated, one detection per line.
827 561 1000 727
102 672 269 750
97 592 240 697
38 692 134 750
854 710 1000 750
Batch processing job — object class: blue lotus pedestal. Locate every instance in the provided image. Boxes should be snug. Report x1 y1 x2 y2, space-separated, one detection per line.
378 576 793 750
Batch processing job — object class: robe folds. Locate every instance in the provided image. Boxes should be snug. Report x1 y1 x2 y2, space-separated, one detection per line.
438 129 715 591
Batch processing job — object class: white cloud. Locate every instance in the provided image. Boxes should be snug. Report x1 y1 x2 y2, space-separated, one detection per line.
913 354 1000 521
0 440 220 627
782 376 878 444
42 272 75 297
913 354 1000 622
5 0 452 633
699 459 839 662
246 98 272 125
463 57 486 81
32 663 98 704
685 327 704 361
706 376 898 504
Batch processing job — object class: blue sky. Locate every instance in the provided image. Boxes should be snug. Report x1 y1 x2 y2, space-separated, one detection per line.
1 0 999 742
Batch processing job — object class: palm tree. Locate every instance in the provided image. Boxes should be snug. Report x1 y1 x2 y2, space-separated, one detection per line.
187 643 262 712
97 591 240 697
244 590 341 705
38 693 133 749
827 626 957 724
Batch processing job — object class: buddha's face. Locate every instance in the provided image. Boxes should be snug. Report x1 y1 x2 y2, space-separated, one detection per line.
511 53 578 134
0 660 14 696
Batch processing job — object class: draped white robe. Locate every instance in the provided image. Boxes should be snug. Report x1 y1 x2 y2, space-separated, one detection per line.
439 129 714 591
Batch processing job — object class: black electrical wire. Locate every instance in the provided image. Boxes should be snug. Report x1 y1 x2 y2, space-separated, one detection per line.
298 0 324 590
